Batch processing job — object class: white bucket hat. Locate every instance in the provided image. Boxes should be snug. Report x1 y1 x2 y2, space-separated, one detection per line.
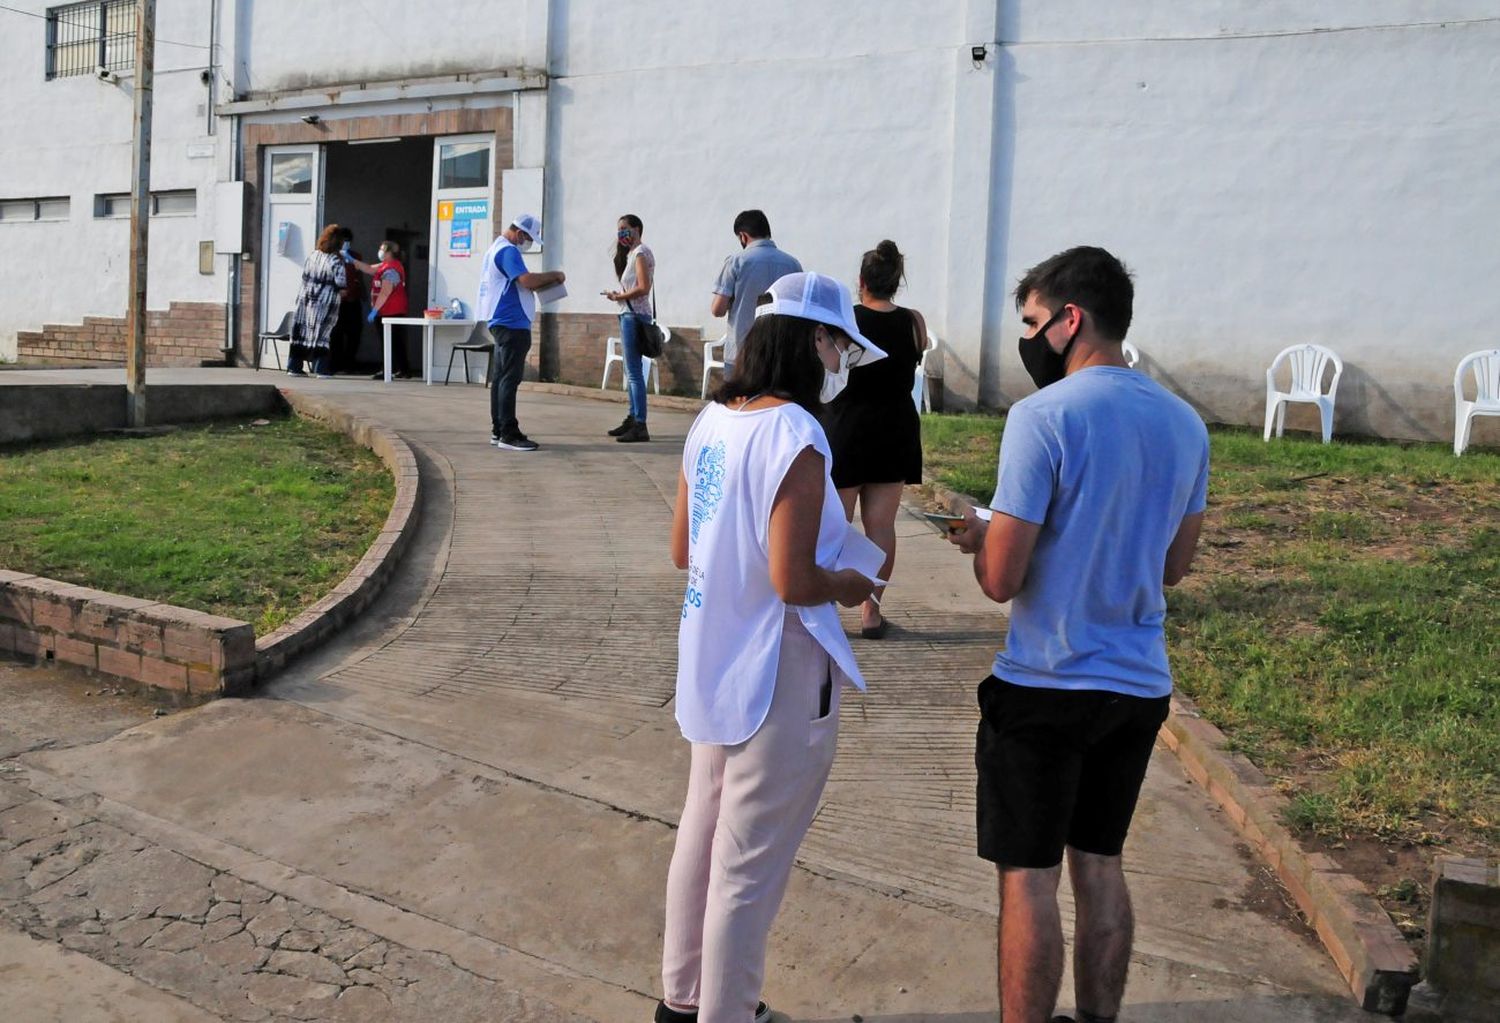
509 212 542 245
754 271 888 365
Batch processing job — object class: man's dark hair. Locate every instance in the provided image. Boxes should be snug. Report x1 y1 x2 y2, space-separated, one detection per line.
714 311 823 411
1013 246 1134 341
732 209 772 240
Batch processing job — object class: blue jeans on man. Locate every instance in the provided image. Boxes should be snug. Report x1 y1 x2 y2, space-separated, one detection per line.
619 313 652 423
489 325 532 441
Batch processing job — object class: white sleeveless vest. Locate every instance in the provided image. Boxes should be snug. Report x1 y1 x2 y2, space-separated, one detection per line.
475 236 535 325
676 401 866 746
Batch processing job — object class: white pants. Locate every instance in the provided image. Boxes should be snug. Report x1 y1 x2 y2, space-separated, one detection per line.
662 613 842 1022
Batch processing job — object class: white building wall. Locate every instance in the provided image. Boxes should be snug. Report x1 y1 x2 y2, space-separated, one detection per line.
979 1 1500 438
234 0 536 95
0 0 227 360
2 1 1495 442
542 0 969 334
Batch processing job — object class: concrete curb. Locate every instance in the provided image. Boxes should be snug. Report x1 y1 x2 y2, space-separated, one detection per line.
251 389 421 682
928 481 1419 1015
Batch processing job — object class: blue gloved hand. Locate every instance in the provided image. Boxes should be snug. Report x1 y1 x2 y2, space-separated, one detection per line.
366 309 377 323
341 241 352 256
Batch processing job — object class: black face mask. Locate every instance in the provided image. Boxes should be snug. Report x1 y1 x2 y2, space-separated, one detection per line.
1018 308 1076 390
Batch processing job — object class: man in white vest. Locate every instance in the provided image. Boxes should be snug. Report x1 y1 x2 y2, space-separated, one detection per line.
475 213 565 451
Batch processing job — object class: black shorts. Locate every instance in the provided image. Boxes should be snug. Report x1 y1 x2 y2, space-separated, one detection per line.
975 675 1169 869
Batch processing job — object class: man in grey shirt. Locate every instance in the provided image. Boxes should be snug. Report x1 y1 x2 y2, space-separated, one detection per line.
709 209 802 367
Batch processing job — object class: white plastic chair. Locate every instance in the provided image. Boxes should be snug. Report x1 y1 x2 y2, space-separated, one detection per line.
1263 343 1343 444
701 335 727 399
1121 340 1140 368
1453 349 1500 455
600 325 669 395
911 330 939 413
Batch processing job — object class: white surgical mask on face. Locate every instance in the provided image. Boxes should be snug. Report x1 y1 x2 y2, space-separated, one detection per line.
820 343 853 403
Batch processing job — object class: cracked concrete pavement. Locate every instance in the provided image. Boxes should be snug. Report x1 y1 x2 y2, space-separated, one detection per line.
1 371 1380 1022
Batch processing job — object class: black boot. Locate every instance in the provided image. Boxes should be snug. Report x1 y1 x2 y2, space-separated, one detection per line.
607 415 636 437
616 421 651 443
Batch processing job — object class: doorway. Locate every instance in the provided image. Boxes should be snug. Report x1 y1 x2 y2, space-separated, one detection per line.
322 137 434 369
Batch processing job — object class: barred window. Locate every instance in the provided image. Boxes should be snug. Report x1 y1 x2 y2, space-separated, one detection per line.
46 1 137 81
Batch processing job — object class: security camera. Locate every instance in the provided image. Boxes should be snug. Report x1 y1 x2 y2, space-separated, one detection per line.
300 114 320 125
96 67 118 83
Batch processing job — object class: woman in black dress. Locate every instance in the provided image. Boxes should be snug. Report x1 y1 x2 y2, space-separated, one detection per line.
820 240 926 638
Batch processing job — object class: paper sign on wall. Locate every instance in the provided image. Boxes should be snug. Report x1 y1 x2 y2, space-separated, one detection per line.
447 199 488 259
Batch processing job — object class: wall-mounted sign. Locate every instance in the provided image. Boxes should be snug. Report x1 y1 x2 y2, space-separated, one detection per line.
448 199 488 259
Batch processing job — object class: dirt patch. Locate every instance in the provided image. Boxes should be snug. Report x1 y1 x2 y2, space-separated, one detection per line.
1228 842 1325 946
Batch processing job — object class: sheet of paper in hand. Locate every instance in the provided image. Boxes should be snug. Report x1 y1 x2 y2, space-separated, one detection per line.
834 527 888 583
534 281 568 304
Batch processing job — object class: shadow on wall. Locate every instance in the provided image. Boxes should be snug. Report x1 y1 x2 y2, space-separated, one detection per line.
978 23 1026 405
1146 354 1455 443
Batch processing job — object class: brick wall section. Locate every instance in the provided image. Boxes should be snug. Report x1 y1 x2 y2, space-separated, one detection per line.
236 108 513 367
0 570 255 700
543 312 712 397
15 302 227 367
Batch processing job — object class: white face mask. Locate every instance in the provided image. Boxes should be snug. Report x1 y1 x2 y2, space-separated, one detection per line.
820 344 854 404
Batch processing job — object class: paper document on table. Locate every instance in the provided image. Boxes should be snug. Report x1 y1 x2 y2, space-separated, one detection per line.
834 527 887 583
534 281 568 305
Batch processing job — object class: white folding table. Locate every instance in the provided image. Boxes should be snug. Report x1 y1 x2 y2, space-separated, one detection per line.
379 317 482 385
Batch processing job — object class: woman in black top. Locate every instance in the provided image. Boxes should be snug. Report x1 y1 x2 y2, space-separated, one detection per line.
820 240 927 638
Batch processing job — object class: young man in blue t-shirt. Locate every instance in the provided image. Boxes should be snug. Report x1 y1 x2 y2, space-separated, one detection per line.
476 214 565 451
949 246 1209 1023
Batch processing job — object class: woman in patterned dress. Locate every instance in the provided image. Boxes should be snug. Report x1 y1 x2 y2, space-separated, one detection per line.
286 224 348 378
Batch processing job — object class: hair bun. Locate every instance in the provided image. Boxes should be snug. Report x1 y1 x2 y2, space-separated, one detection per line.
875 239 902 262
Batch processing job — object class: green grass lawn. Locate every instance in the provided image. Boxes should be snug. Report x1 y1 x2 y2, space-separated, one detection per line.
921 412 1500 855
0 417 393 635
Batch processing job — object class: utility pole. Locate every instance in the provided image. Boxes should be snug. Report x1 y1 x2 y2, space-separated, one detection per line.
125 0 157 427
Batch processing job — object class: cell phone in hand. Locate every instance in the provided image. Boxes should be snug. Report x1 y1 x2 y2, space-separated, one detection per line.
923 512 968 533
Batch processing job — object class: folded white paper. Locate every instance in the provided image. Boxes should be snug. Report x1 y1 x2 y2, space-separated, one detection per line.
834 527 887 583
973 506 993 522
534 281 568 305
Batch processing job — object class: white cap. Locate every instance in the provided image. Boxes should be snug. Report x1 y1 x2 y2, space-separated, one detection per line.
509 212 542 244
753 272 887 365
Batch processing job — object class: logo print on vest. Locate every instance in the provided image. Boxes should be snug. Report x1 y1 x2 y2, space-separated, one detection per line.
690 441 727 542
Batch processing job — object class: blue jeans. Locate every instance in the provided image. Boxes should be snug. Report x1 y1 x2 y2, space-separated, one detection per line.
619 313 651 423
489 325 532 438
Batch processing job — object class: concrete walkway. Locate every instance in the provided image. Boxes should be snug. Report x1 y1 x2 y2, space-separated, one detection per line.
3 369 1372 1021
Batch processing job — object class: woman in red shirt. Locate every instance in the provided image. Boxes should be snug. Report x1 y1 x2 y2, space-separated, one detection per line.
352 240 412 378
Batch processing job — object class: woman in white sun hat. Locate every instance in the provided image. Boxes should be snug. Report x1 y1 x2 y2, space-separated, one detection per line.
658 271 886 1023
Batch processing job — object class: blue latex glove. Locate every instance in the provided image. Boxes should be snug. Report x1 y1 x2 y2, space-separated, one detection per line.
366 308 377 323
341 241 352 256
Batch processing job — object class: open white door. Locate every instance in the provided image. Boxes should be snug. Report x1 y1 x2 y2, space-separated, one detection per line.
427 135 495 381
259 145 324 364
429 135 495 317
